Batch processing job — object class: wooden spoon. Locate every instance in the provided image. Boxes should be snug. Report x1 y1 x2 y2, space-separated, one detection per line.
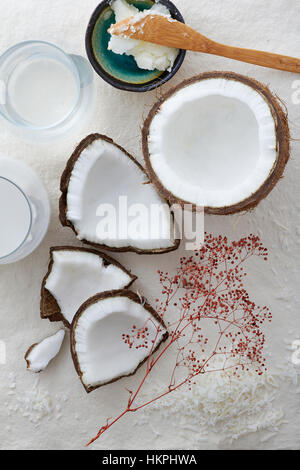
109 15 300 73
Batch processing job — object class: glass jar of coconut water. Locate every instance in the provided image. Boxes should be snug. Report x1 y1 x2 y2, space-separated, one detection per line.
0 158 50 264
0 41 94 140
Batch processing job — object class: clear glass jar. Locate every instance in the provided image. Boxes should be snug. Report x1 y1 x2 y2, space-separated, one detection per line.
0 157 50 264
0 41 94 140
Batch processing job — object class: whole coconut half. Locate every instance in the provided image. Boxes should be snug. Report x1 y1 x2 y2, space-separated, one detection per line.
142 71 290 215
60 134 179 254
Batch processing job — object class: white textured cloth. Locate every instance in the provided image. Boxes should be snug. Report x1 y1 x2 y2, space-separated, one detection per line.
0 0 300 450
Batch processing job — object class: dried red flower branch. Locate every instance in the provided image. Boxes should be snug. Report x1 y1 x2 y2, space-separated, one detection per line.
87 233 272 446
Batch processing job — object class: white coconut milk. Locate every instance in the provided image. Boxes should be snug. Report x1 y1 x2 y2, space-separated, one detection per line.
7 57 79 127
0 178 31 258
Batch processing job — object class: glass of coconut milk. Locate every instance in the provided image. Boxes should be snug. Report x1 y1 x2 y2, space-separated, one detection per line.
0 41 94 139
0 158 50 265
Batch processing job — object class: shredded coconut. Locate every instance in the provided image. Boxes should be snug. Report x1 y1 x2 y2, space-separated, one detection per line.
139 364 284 444
6 374 69 426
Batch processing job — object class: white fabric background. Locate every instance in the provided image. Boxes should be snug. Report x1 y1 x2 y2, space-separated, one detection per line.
0 0 299 450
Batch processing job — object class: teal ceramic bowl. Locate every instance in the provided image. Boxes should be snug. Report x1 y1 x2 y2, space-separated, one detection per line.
86 0 186 92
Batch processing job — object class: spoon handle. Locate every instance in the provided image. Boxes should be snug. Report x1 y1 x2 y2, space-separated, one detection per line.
209 41 300 73
163 21 300 74
110 16 300 74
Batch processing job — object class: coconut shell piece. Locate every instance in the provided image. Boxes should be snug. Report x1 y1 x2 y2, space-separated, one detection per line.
59 134 180 254
142 71 290 215
25 330 65 373
71 290 168 393
41 246 137 328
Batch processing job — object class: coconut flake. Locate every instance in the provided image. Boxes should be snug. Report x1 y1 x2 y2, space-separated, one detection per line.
6 375 69 425
139 363 284 444
25 330 65 373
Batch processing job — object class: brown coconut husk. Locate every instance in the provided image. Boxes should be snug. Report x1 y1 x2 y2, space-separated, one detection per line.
24 343 39 371
142 71 290 215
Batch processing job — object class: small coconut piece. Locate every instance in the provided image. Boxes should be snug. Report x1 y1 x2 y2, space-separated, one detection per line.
71 290 168 393
142 71 290 215
59 134 179 254
25 330 65 373
41 246 136 327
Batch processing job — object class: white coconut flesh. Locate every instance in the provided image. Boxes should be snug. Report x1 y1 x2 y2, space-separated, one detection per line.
45 250 133 325
148 78 277 208
73 296 166 389
66 138 176 250
25 330 65 373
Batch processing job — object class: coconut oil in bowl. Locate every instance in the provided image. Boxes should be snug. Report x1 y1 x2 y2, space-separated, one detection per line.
86 0 186 92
